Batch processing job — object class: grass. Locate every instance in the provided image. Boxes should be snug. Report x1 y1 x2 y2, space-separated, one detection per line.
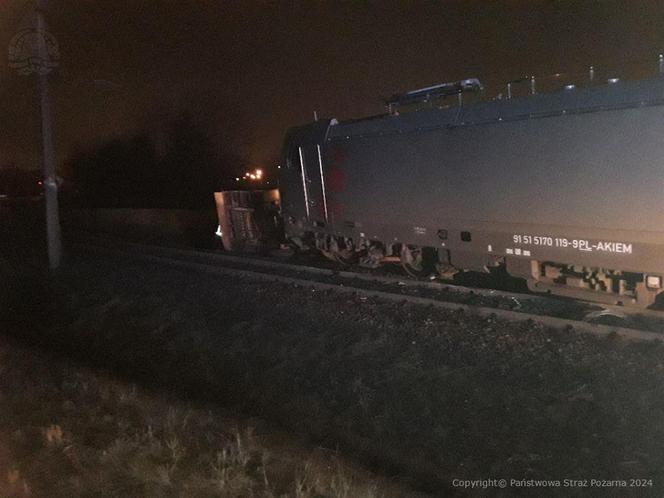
0 335 408 498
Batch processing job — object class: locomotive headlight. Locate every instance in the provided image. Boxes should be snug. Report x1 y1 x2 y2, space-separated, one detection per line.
646 275 662 289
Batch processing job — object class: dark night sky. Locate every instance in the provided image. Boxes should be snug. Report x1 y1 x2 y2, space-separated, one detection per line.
2 1 664 177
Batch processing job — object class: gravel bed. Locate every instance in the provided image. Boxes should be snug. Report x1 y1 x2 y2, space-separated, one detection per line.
5 249 664 497
87 241 664 334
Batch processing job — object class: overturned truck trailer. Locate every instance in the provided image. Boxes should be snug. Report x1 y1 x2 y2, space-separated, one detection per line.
214 189 281 252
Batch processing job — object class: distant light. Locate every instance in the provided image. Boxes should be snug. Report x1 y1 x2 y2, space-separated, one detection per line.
243 168 265 182
235 177 240 181
564 84 575 90
608 78 620 84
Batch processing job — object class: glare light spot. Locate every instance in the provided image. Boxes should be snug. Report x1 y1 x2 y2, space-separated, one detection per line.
244 168 266 182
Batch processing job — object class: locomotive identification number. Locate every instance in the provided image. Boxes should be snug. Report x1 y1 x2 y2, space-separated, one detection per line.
512 235 633 254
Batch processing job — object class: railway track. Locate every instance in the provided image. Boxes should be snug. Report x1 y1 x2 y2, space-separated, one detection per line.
70 234 664 342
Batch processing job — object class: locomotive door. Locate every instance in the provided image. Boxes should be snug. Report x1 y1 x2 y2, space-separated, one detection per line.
280 120 331 227
300 143 329 226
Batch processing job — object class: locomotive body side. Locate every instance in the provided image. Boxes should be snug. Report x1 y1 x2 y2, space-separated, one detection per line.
280 77 664 305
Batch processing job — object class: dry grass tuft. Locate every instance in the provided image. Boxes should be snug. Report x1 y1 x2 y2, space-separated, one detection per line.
44 426 64 446
0 336 415 497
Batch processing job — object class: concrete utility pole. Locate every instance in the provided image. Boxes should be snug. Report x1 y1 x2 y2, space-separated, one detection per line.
36 0 62 270
10 0 62 269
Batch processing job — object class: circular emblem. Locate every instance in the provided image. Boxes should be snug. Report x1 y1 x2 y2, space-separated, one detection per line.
8 27 60 75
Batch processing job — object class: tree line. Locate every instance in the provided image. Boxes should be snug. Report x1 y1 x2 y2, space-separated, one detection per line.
67 112 245 208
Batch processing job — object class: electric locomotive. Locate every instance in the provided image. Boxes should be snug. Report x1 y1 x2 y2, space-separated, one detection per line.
279 76 664 307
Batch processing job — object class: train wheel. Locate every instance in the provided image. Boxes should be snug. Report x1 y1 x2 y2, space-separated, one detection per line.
316 234 338 262
435 248 457 279
401 245 436 278
331 237 358 266
436 263 459 280
359 242 386 269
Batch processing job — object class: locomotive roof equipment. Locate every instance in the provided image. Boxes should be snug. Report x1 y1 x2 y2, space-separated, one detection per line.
384 78 482 109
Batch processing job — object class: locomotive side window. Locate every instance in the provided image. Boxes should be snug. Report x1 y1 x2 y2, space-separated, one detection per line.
286 144 302 172
286 147 299 170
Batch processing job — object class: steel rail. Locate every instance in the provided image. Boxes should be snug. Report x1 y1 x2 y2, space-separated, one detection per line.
74 234 543 301
71 233 664 322
72 239 664 343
